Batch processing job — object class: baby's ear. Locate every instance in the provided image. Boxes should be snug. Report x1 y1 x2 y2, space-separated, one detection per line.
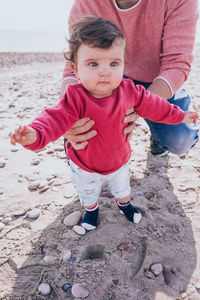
71 62 79 78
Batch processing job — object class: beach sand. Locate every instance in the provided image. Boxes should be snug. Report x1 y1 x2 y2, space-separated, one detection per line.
0 45 200 300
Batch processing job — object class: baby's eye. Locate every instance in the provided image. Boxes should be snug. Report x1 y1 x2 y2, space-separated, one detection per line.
110 62 118 67
89 62 98 67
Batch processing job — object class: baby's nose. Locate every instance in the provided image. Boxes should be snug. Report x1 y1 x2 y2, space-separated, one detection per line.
99 68 110 76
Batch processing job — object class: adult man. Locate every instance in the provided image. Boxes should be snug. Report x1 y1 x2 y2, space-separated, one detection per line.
61 0 199 155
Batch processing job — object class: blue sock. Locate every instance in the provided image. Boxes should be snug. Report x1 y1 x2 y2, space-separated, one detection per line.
82 205 99 231
117 200 142 224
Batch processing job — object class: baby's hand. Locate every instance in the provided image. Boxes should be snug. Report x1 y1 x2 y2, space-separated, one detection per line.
10 125 37 146
182 111 199 124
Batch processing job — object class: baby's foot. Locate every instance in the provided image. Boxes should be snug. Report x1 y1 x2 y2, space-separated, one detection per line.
117 201 142 224
82 206 99 230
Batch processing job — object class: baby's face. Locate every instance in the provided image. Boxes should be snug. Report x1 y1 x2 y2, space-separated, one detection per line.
72 39 125 98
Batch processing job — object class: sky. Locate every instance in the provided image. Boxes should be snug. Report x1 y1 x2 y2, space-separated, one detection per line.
0 0 199 52
0 0 74 33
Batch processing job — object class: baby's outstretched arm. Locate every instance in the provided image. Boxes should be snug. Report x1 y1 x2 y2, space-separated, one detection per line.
182 111 199 124
10 125 37 146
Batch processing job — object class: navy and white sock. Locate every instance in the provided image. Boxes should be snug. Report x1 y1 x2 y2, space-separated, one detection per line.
82 203 99 231
117 200 142 224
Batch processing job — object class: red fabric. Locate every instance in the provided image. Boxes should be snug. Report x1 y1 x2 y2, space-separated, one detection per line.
26 79 185 174
63 0 198 93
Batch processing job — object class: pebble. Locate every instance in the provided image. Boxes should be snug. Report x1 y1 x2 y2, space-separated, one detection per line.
0 222 5 231
63 211 82 227
61 249 72 262
3 217 12 224
163 268 172 285
186 198 197 205
43 255 56 264
0 158 6 168
118 242 137 252
31 159 40 166
26 208 40 219
63 183 76 198
14 210 26 217
195 283 200 291
73 225 86 236
62 284 72 292
144 270 155 279
71 283 89 298
100 191 113 198
28 181 40 191
51 186 60 192
150 263 163 275
38 186 50 193
38 283 51 296
135 191 144 196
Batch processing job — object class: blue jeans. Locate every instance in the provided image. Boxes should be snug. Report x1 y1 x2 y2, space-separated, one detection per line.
131 79 199 155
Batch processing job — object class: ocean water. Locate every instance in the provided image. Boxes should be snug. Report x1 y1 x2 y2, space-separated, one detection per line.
0 30 68 52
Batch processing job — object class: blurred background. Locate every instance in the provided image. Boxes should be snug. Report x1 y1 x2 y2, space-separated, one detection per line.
0 0 199 52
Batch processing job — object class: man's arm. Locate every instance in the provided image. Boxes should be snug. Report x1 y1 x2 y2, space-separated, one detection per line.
147 78 172 100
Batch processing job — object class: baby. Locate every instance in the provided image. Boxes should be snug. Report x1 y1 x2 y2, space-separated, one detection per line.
10 17 198 230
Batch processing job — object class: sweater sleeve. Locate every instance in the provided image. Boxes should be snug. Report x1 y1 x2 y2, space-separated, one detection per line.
157 0 198 93
25 86 81 151
133 84 185 124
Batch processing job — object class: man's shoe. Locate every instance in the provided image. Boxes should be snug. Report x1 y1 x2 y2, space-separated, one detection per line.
150 136 168 156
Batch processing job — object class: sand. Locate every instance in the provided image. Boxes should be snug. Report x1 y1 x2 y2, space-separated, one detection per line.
0 46 200 300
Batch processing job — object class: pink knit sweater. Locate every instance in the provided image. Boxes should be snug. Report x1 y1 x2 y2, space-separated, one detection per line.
63 0 198 94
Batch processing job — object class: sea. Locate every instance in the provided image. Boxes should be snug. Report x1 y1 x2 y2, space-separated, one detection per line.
0 7 199 53
0 30 68 53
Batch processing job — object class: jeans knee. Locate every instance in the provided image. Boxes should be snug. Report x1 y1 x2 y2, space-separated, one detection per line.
167 127 199 155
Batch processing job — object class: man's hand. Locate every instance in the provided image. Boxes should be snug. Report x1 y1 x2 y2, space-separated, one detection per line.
63 108 139 150
63 117 97 150
123 107 139 141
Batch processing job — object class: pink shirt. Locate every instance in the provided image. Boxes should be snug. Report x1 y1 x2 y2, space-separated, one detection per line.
26 79 185 174
63 0 198 94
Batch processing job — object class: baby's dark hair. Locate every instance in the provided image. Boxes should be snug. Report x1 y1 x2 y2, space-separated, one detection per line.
66 16 125 63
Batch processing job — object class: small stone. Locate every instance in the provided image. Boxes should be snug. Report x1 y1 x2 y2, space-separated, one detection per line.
3 217 12 224
26 208 40 219
70 256 77 263
61 250 72 262
28 181 40 191
113 279 119 285
0 222 5 231
135 191 143 196
38 186 50 193
38 283 51 296
63 211 82 227
71 283 89 298
118 242 136 252
150 263 163 275
14 210 26 217
100 191 113 198
51 186 60 192
179 292 187 299
63 183 76 198
163 268 172 285
144 270 155 279
195 283 200 291
31 159 40 166
43 255 56 264
62 284 71 292
10 148 19 152
46 149 55 154
186 198 197 205
73 225 86 236
0 158 6 168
